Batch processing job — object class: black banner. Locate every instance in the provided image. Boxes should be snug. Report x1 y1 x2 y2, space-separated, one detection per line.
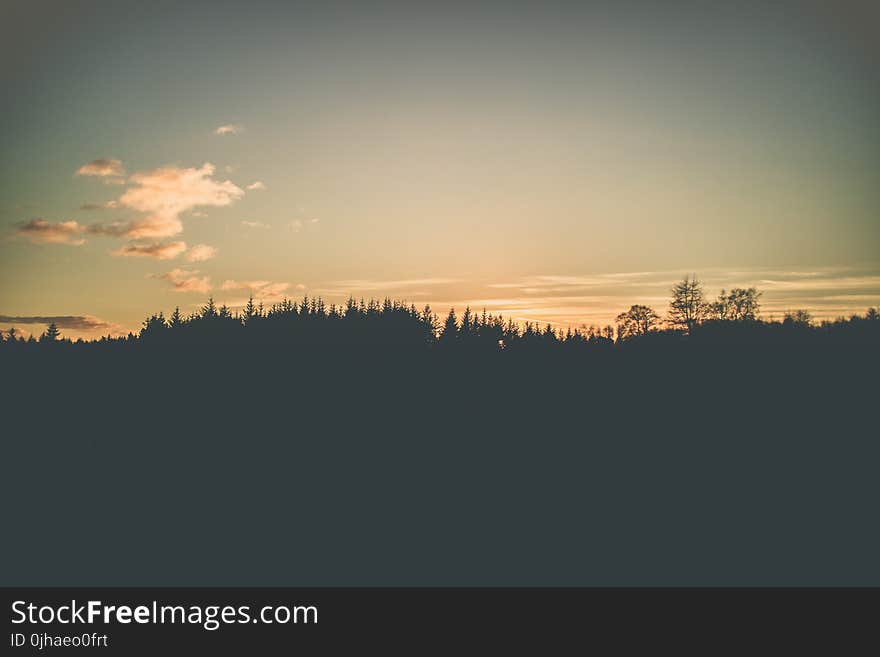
2 588 878 653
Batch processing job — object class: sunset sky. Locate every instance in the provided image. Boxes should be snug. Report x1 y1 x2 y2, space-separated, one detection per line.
2 1 878 338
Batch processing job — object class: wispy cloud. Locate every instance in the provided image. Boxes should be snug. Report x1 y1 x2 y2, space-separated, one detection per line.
112 241 188 260
12 218 85 245
289 218 319 232
75 158 125 183
1 314 126 339
185 244 217 262
220 279 290 300
246 181 266 191
79 200 119 211
85 221 131 237
109 240 217 262
241 220 270 228
215 124 242 136
0 314 114 331
324 277 458 293
156 268 212 294
487 273 680 293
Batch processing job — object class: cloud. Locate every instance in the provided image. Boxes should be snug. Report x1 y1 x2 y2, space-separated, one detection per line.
13 218 85 245
121 215 184 239
85 221 131 237
220 279 290 300
109 240 215 262
156 268 212 294
76 158 125 183
112 241 188 260
215 124 242 136
90 163 244 239
246 181 266 191
325 277 459 292
289 218 318 232
241 221 270 228
185 244 217 262
0 314 113 331
79 200 119 211
20 163 244 250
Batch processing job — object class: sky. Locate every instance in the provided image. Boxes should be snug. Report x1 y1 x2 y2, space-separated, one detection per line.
1 1 878 338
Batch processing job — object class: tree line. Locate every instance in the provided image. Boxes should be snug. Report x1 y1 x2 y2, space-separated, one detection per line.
2 275 878 352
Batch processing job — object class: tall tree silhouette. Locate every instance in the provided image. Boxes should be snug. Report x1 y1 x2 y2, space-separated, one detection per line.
668 275 707 334
460 307 473 338
439 308 458 345
169 306 183 329
40 322 61 343
243 295 258 325
201 297 217 319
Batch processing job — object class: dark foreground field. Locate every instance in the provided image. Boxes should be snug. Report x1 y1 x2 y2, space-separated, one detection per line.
2 341 878 585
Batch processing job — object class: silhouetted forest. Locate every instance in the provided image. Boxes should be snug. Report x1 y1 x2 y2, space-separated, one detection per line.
3 276 879 353
3 276 879 586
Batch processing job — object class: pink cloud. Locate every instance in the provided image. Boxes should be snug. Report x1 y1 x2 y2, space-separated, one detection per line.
220 279 290 300
76 158 125 183
185 244 217 262
90 163 244 239
156 268 212 294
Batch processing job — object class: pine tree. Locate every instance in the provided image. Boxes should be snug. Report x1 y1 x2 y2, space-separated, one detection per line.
421 305 438 339
41 322 61 342
169 306 183 328
243 295 257 325
460 307 473 340
201 297 217 318
439 308 458 344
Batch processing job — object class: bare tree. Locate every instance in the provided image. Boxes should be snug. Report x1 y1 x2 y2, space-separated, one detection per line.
710 287 762 321
616 305 660 340
667 275 707 333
